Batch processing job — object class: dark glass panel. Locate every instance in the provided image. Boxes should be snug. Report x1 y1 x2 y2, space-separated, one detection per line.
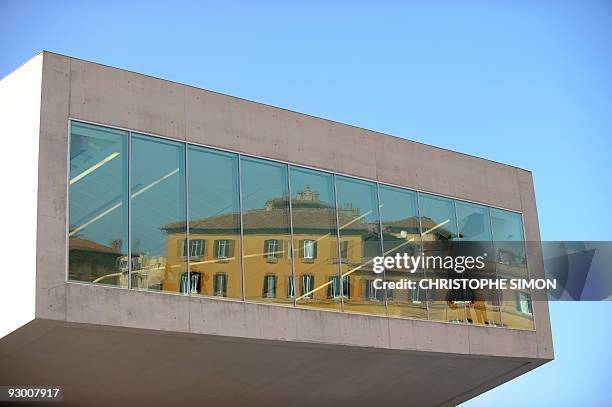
131 134 186 292
418 193 464 323
335 176 384 314
491 208 534 329
290 167 342 310
69 122 128 287
240 157 292 304
456 201 501 326
187 146 242 299
379 185 426 319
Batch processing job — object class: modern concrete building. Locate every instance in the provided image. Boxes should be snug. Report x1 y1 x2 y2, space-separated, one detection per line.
0 51 553 406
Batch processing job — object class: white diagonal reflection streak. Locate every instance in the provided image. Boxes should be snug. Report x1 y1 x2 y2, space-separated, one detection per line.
70 152 120 185
69 168 179 236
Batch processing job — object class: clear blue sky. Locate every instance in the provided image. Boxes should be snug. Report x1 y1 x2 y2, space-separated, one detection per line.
1 1 611 405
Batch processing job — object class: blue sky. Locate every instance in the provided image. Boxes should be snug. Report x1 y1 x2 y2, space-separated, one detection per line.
1 1 611 405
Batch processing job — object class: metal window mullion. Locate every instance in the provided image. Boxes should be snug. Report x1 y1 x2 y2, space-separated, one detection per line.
375 183 388 316
287 164 297 307
488 206 503 327
416 192 430 321
332 174 344 311
238 155 246 301
66 121 72 284
127 131 132 290
519 212 536 330
453 200 467 323
184 145 190 295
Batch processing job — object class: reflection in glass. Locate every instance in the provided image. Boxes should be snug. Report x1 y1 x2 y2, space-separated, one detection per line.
69 122 128 286
67 121 535 330
455 202 501 326
131 135 186 292
378 186 426 319
418 193 464 323
491 208 534 329
185 146 242 298
241 157 292 304
335 177 384 314
290 167 342 310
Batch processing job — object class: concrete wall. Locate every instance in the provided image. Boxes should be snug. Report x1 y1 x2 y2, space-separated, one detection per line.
0 54 42 339
32 51 552 362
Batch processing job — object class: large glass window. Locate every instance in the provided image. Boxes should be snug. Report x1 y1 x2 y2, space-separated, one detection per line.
68 122 128 286
455 201 501 326
131 135 186 292
335 176 384 314
67 121 535 330
289 167 342 310
378 185 426 319
187 146 242 299
240 157 292 304
491 208 534 329
418 193 464 323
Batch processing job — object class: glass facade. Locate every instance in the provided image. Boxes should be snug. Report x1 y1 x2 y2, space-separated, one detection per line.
68 121 534 329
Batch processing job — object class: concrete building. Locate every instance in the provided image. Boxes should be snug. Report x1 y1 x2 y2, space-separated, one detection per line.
0 51 553 406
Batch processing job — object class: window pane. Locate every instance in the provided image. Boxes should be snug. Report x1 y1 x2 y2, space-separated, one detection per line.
491 208 534 329
456 202 501 326
131 134 186 292
290 167 341 310
418 193 464 323
69 122 128 287
241 157 292 304
378 185 425 319
187 146 242 299
335 176 384 314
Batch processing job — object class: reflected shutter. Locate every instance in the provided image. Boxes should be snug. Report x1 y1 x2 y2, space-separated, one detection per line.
228 240 235 257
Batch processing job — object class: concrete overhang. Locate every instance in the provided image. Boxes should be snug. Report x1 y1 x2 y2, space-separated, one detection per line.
0 51 554 406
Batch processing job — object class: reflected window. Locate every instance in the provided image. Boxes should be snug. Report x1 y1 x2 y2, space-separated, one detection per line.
340 241 349 261
69 122 128 287
363 280 383 301
264 239 281 261
215 239 231 259
517 292 532 315
214 273 228 297
183 239 205 258
180 271 201 295
241 157 292 303
300 275 315 298
302 240 316 260
263 275 277 298
327 275 350 299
